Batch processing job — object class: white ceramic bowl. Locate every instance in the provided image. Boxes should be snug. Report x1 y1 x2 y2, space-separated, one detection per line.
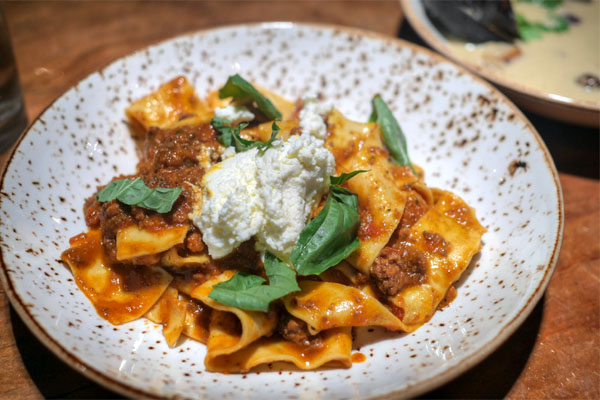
0 23 563 399
401 0 600 127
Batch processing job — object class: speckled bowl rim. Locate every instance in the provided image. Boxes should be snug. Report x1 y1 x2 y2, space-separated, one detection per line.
0 22 564 399
400 0 600 115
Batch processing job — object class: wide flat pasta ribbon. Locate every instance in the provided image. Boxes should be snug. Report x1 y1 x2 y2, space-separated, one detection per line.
145 287 186 347
61 230 172 325
145 286 213 346
390 189 486 329
188 272 278 370
325 109 416 274
205 324 352 373
126 76 213 133
116 225 188 261
283 280 408 334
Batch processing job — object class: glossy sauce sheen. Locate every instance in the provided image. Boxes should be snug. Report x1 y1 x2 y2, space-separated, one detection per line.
61 230 172 325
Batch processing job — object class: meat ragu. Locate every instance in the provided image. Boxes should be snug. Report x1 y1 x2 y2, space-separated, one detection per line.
61 75 486 373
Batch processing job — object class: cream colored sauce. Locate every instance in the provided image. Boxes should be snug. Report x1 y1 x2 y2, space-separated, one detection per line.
446 1 600 103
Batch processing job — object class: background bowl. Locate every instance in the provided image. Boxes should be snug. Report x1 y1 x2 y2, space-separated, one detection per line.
401 0 600 127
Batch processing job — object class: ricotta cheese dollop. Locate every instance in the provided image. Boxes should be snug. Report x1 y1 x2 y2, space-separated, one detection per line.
191 98 335 259
214 105 255 124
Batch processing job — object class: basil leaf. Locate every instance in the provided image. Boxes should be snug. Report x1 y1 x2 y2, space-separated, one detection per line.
96 178 137 202
211 118 279 153
291 171 365 276
211 117 235 147
370 95 415 173
291 196 361 276
517 0 562 10
368 110 377 123
330 185 359 211
516 12 569 41
140 187 185 214
208 251 300 312
96 178 182 213
330 170 368 186
219 74 282 120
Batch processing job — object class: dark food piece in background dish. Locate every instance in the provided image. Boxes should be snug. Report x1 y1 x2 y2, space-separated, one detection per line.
423 0 520 43
562 13 581 24
576 73 600 90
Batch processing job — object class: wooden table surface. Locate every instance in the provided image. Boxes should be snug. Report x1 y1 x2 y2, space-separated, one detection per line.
0 1 598 399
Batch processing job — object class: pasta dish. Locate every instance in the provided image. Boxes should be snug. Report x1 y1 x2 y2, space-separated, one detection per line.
61 75 485 372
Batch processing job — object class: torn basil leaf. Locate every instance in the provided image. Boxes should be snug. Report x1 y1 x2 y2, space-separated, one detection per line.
96 178 182 213
208 251 300 312
211 118 279 153
516 12 568 42
291 171 365 276
330 170 369 186
218 74 282 120
370 95 415 173
517 0 562 10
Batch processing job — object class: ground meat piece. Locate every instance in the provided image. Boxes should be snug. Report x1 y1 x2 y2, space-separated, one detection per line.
185 231 205 253
370 246 428 297
100 200 134 263
142 124 218 174
83 195 102 228
277 313 323 347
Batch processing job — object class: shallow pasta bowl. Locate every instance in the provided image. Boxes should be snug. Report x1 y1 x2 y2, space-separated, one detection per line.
0 23 563 399
401 0 600 127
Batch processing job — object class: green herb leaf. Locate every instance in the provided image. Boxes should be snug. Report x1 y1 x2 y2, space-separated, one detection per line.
96 178 182 213
291 196 361 276
517 0 563 10
330 170 369 186
291 171 364 276
370 95 415 173
211 117 235 147
219 74 282 120
208 251 300 312
516 12 569 42
211 118 280 153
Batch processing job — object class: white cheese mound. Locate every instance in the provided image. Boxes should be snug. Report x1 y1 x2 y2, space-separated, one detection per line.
193 149 264 259
214 105 255 124
299 97 332 139
254 133 335 257
192 100 335 259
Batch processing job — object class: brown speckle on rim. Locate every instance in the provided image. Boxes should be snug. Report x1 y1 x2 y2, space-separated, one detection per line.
508 160 528 176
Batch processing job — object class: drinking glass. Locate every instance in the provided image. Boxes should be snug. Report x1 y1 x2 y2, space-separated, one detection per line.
0 8 27 152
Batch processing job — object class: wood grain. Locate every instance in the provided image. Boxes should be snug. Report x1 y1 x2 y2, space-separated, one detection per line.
0 1 598 399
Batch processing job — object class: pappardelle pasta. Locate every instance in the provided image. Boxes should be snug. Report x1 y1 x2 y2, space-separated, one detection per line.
61 75 485 373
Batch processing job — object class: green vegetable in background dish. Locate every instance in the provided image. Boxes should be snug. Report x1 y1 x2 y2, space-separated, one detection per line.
96 178 182 213
516 12 568 41
517 0 563 10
